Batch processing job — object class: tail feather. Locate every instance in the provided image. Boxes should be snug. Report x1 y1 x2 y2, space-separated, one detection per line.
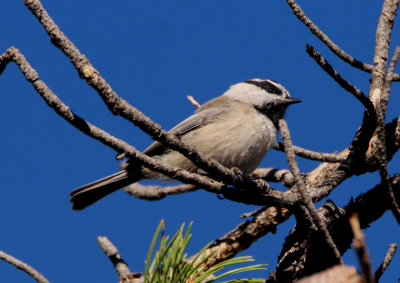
70 170 141 210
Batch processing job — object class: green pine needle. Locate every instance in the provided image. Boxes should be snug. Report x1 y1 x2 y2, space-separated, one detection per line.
143 220 267 283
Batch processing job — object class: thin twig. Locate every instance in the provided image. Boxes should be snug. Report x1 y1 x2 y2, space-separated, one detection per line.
279 119 343 264
374 243 397 282
349 213 374 283
98 236 143 282
187 95 201 109
124 183 198 200
0 250 50 283
22 0 263 191
286 0 400 81
376 47 400 223
200 206 291 268
274 141 345 163
305 44 376 117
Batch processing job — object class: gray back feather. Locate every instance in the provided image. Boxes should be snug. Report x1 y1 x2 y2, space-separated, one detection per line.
142 96 233 157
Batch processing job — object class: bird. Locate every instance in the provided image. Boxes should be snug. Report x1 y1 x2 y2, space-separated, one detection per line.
70 78 301 210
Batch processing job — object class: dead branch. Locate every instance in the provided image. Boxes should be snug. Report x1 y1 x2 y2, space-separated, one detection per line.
374 244 398 282
200 206 291 268
98 236 143 283
376 47 400 223
186 95 201 109
369 0 399 106
0 250 50 283
305 44 376 117
349 213 374 283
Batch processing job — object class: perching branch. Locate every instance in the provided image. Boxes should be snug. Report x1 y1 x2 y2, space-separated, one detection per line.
0 250 50 283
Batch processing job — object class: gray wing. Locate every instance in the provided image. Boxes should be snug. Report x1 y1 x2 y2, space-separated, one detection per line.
143 104 229 156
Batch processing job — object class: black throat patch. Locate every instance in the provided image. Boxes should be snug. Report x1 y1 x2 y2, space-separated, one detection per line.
254 103 287 130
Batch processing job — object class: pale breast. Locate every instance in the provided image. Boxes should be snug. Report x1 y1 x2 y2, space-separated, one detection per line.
180 103 276 175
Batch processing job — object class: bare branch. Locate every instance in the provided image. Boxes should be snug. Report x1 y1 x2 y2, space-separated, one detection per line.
376 47 400 223
124 183 198 200
365 116 400 169
305 44 376 117
279 119 342 264
187 95 201 109
274 142 345 163
200 206 291 268
374 244 397 282
98 237 143 283
0 250 50 283
369 0 400 106
349 213 374 283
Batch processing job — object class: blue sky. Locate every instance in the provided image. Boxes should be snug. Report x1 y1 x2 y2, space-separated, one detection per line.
1 1 400 282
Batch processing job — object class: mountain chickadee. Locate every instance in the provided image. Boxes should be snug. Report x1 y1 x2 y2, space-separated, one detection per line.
70 78 301 210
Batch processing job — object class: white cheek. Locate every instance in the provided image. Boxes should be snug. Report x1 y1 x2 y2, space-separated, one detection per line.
223 83 269 106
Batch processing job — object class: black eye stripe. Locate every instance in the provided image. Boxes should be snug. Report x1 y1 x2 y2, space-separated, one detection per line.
245 80 282 95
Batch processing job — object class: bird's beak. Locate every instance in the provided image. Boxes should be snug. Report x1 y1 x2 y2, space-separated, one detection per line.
284 98 302 105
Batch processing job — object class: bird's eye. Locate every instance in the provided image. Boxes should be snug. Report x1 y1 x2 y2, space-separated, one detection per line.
268 87 275 93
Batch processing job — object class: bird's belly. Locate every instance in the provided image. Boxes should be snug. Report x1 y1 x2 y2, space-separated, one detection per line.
179 109 276 175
